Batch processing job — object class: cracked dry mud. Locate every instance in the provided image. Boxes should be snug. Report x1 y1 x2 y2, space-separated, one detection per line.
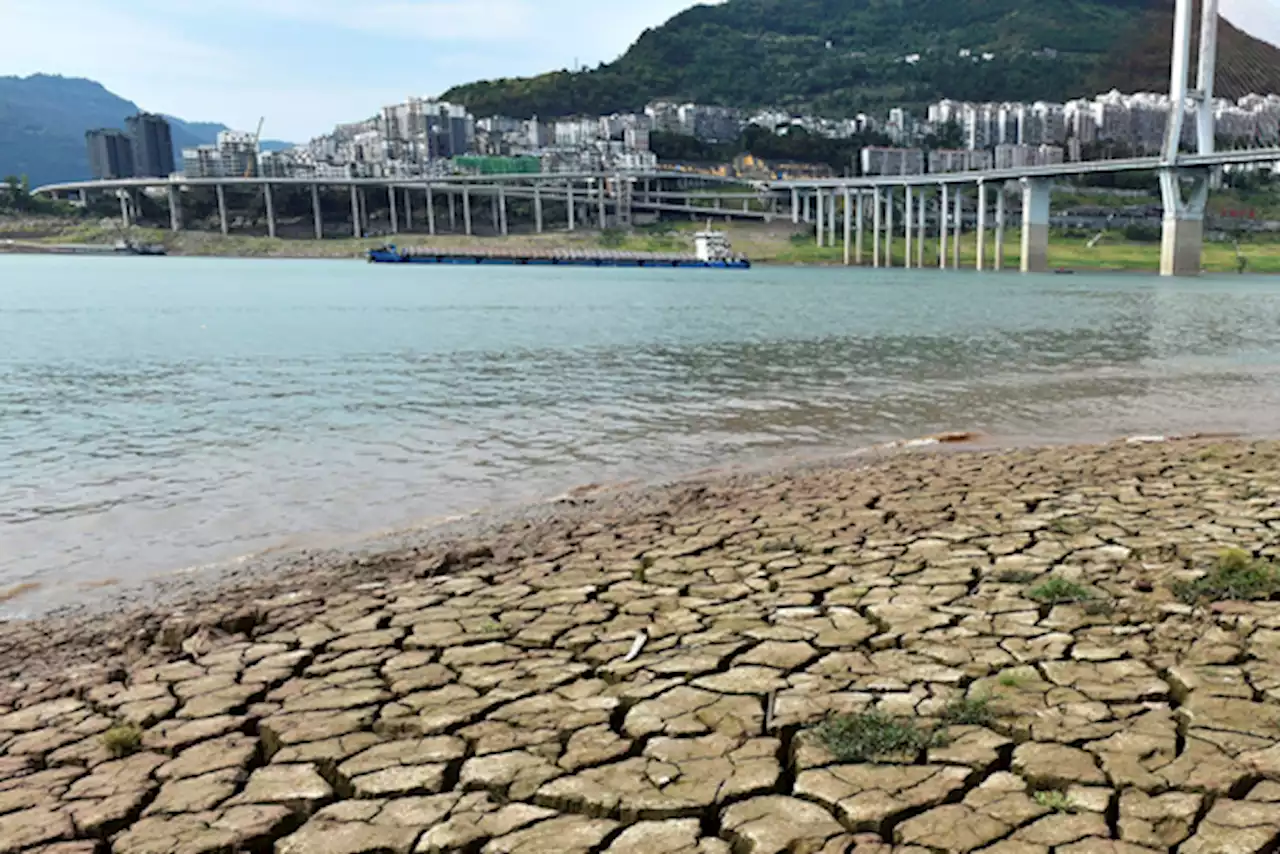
5 439 1280 853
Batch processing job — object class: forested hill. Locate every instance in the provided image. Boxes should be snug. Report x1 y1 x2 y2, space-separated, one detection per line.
442 0 1280 118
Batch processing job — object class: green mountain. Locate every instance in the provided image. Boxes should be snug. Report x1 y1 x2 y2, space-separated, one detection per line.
0 74 292 187
442 0 1280 119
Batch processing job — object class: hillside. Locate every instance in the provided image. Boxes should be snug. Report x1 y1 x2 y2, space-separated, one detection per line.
443 0 1280 118
0 75 292 187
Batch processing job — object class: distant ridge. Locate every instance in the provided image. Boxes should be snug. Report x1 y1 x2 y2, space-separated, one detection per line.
442 0 1280 119
0 74 292 187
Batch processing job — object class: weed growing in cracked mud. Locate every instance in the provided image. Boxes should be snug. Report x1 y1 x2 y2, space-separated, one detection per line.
1034 791 1077 813
1172 548 1280 604
815 711 945 762
1027 577 1094 604
941 694 996 727
101 723 143 758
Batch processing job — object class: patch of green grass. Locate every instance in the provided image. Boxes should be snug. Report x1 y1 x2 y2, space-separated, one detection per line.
996 570 1040 584
598 227 628 248
1034 791 1077 813
998 672 1022 688
1172 548 1280 605
941 694 996 727
101 723 143 758
1027 578 1094 605
814 712 944 762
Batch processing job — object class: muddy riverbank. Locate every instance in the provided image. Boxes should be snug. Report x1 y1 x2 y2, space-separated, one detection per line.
4 438 1280 853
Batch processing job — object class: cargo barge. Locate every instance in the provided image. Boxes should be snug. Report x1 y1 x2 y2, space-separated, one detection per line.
367 229 750 270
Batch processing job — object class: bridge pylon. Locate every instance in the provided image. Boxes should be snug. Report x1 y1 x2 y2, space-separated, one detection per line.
1160 0 1218 276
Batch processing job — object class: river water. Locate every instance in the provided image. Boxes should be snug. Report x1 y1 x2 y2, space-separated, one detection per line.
4 255 1280 615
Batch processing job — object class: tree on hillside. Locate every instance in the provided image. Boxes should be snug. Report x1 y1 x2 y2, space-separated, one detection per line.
2 175 32 212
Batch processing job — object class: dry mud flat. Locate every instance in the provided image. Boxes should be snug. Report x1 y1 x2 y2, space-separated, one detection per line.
4 439 1280 853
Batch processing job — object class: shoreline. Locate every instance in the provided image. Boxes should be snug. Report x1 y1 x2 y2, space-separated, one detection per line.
6 216 1280 272
0 428 1218 623
4 435 1280 852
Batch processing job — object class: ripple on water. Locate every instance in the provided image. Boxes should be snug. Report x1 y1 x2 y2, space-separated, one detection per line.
4 257 1280 613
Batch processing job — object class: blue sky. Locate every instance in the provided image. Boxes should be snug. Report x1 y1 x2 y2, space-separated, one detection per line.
2 0 1277 143
1 0 721 140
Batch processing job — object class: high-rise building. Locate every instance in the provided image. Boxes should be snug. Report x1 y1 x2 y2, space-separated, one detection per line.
85 129 135 179
860 146 925 176
126 113 175 177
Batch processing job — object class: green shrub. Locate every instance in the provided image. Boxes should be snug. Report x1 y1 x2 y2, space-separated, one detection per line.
1172 548 1280 604
814 712 943 762
1027 578 1093 604
101 724 143 758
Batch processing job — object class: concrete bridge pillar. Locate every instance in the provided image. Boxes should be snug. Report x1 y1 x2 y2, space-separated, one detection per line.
916 189 926 267
119 191 131 229
904 187 914 270
404 189 413 231
1159 167 1209 277
976 182 988 271
426 184 436 236
448 190 457 232
994 187 1006 271
566 182 575 231
350 185 360 238
360 189 369 235
597 180 607 230
311 184 323 240
534 184 544 234
490 188 500 234
952 188 962 270
263 183 276 239
939 185 949 269
872 187 883 268
804 193 813 224
884 186 894 268
499 185 509 236
854 190 865 265
216 184 229 235
462 187 472 236
388 186 399 235
791 188 799 224
842 189 852 266
815 189 825 247
168 184 183 232
828 192 837 246
1020 178 1051 273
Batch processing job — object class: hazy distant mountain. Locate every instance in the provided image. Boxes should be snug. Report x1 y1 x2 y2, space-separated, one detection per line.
0 74 293 187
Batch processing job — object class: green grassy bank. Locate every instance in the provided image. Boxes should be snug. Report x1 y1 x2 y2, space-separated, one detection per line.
4 215 1279 274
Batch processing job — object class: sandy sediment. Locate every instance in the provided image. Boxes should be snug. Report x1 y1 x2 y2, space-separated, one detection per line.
3 438 1280 853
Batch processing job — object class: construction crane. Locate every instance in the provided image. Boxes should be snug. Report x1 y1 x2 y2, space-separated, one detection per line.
243 117 264 178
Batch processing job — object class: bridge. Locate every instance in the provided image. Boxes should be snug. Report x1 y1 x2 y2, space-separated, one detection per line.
33 171 772 240
32 0 1280 276
766 0 1280 277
